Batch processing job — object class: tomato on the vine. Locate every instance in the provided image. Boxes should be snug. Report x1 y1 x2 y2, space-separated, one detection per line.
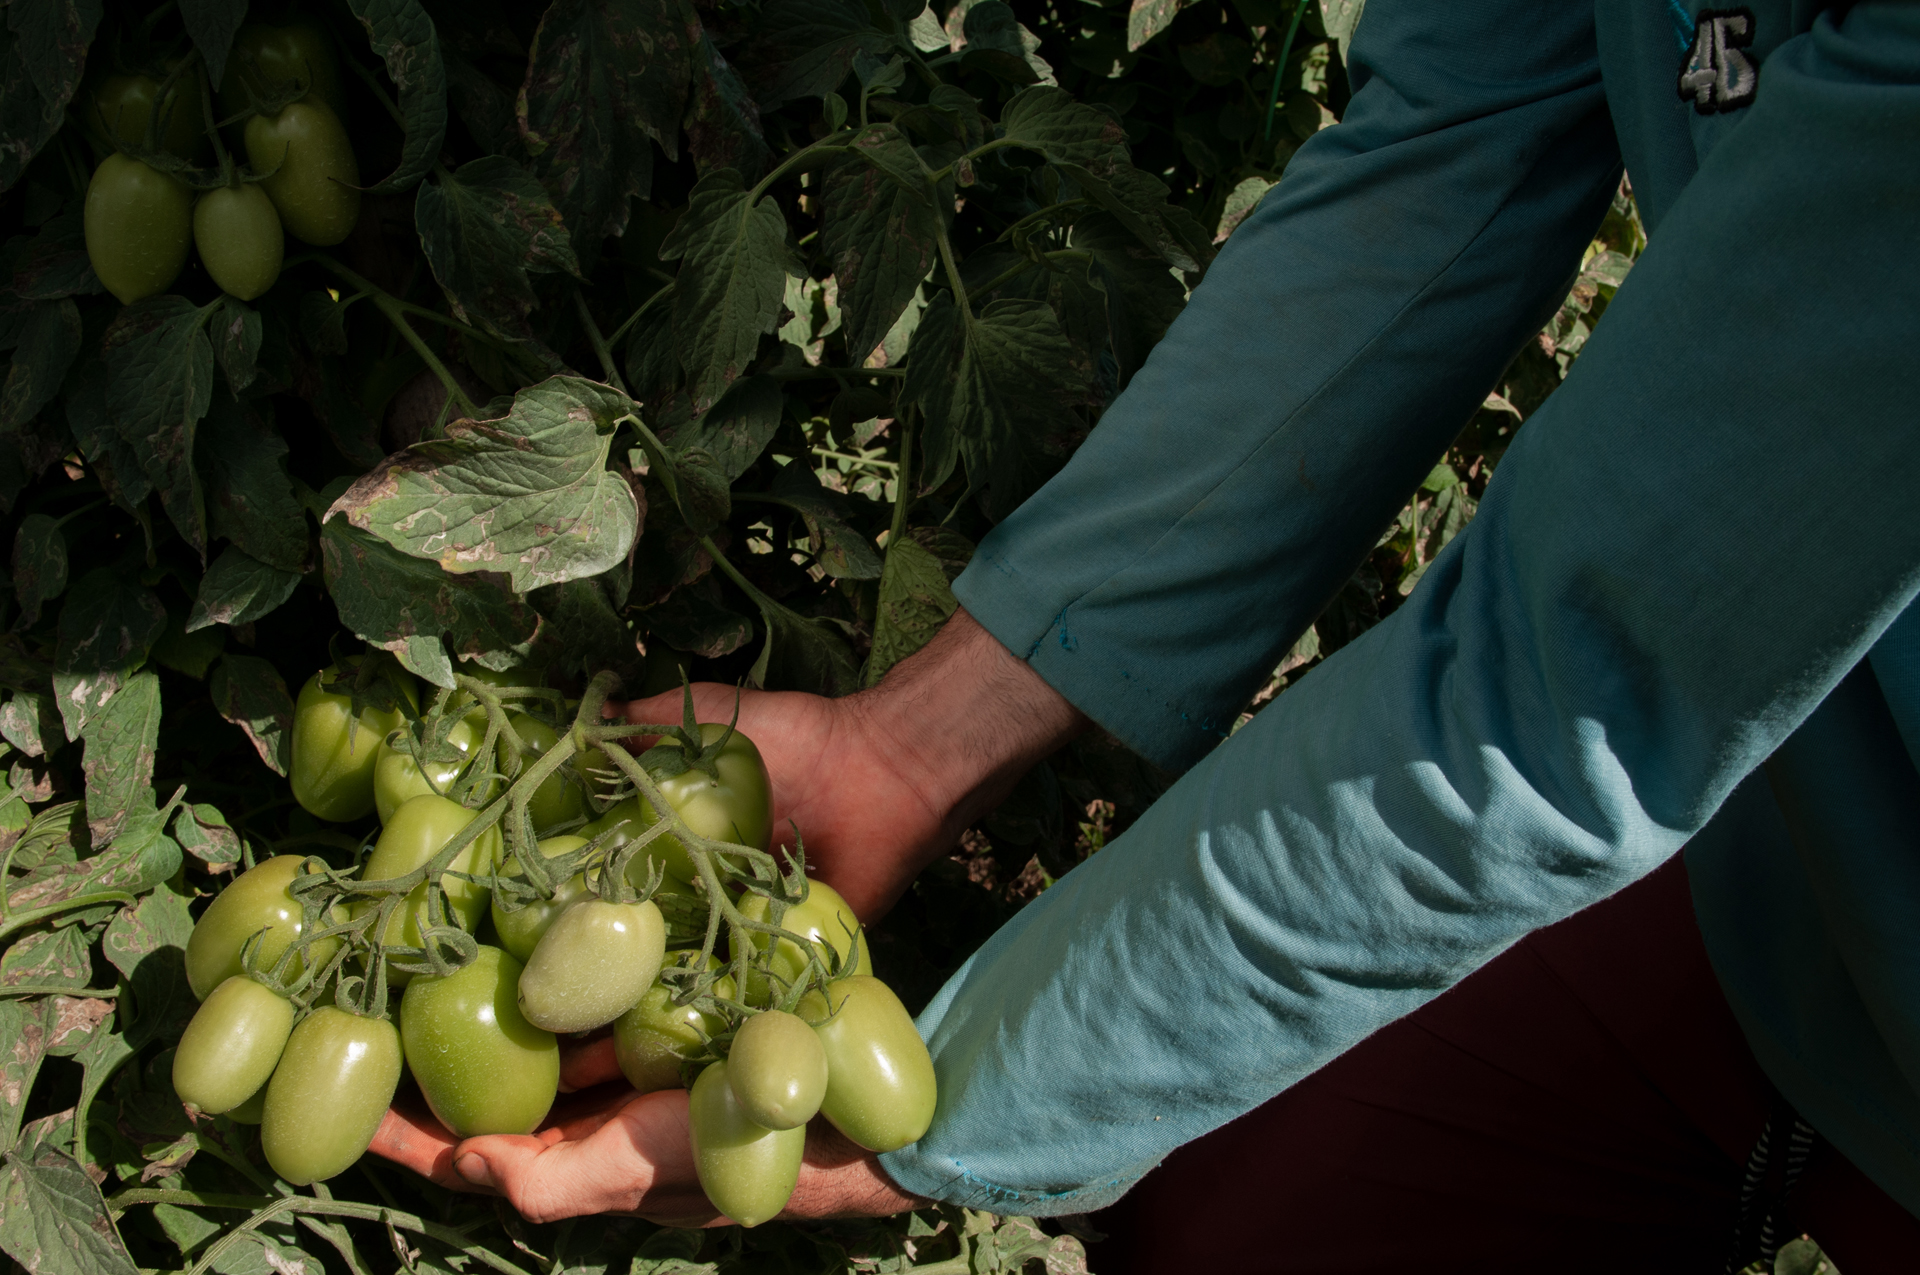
738 878 870 1002
358 794 500 985
220 17 347 122
797 975 936 1153
689 1058 805 1228
184 854 339 1001
261 1006 403 1185
517 896 664 1034
726 1009 827 1131
245 99 360 247
501 712 590 834
613 951 735 1093
489 834 592 962
584 724 772 887
373 707 491 824
88 68 205 157
172 976 293 1116
401 945 558 1138
193 183 282 300
290 664 417 823
84 154 191 305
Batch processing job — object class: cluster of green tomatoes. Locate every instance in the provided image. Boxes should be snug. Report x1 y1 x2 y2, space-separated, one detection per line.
168 659 936 1228
81 17 359 305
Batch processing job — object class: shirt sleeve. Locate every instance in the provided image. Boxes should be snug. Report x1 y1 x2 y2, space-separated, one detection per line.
951 0 1623 773
882 2 1920 1214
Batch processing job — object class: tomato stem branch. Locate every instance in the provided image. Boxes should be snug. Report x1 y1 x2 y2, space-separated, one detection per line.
571 286 630 395
309 257 481 419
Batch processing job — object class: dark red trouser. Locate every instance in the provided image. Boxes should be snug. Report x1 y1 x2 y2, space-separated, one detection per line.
1085 858 1920 1274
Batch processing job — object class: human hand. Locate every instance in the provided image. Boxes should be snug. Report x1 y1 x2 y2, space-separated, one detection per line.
369 1048 921 1225
621 609 1087 919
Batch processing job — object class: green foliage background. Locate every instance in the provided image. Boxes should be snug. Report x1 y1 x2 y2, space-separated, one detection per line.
0 0 1651 1271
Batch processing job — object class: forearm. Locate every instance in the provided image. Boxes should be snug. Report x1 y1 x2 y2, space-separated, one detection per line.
785 1124 926 1220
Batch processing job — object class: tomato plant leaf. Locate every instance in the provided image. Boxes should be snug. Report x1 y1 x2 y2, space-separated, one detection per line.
906 295 1087 518
864 535 956 686
51 571 166 740
0 998 49 1153
959 2 1051 86
747 594 858 696
0 299 80 432
187 546 302 633
668 376 782 483
208 653 294 776
79 671 160 846
1073 210 1186 389
0 1141 139 1275
11 513 66 631
762 465 882 580
0 928 91 990
528 576 639 682
633 577 752 659
320 517 539 687
178 0 246 87
347 0 450 194
101 880 194 1052
212 297 262 398
742 0 891 107
684 29 770 183
518 0 696 263
327 375 640 592
293 349 385 471
61 368 148 512
821 129 939 366
101 297 214 558
1126 0 1194 50
169 803 240 870
416 155 580 343
199 392 307 573
0 692 64 759
661 171 794 412
3 211 101 301
0 1 100 194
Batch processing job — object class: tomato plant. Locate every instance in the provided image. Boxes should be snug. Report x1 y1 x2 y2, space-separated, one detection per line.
800 975 939 1153
171 975 293 1116
727 1009 829 1131
401 944 559 1138
517 895 666 1034
0 0 1650 1269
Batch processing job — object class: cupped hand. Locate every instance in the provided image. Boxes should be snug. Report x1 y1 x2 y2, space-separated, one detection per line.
618 609 1087 921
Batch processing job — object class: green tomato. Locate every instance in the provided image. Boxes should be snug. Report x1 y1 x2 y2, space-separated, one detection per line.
358 794 501 987
585 725 771 888
245 99 360 247
726 1010 827 1131
613 952 735 1093
401 945 559 1138
172 976 293 1116
374 709 492 824
688 1059 804 1228
490 835 593 962
738 878 871 1004
220 17 348 122
89 67 204 157
193 183 282 300
84 154 191 305
797 976 935 1153
261 1007 403 1185
291 663 417 823
501 713 591 835
517 898 664 1034
185 855 341 1001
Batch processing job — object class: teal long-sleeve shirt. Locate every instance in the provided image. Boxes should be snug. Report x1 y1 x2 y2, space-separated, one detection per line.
877 0 1920 1217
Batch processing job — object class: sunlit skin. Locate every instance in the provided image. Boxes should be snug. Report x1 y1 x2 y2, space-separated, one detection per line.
370 610 1085 1221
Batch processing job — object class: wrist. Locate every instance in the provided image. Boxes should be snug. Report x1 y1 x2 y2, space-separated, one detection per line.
783 1123 926 1220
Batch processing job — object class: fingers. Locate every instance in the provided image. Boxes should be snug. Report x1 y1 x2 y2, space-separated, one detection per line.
368 1102 488 1194
558 1035 622 1092
452 1089 722 1227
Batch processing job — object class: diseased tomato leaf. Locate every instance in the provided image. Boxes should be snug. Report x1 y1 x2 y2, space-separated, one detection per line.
683 28 770 183
864 534 957 687
320 516 539 687
347 0 450 194
0 298 80 432
518 0 697 266
327 375 640 594
760 464 882 580
748 592 859 697
208 653 295 776
415 155 581 343
187 546 303 633
198 390 307 573
101 297 215 559
11 513 67 631
3 210 102 300
78 671 161 846
51 570 166 741
170 802 240 870
820 128 940 367
740 0 890 107
633 575 753 659
0 0 101 193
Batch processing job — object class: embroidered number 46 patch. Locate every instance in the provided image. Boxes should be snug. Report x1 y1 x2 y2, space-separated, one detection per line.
1678 8 1759 113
